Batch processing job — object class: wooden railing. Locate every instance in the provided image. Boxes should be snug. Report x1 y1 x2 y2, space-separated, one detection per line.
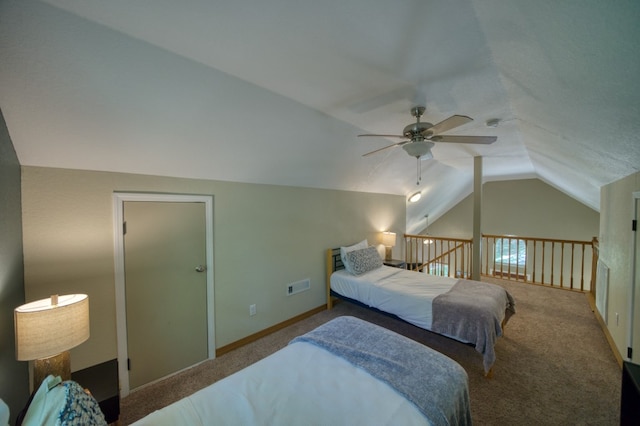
404 234 599 292
405 235 473 278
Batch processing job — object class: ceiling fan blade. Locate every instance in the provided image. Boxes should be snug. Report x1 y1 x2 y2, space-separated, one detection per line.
426 115 473 136
358 133 404 139
362 141 408 157
431 135 497 144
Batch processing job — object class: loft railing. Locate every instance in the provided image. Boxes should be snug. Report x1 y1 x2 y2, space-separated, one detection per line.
404 235 473 278
404 234 599 292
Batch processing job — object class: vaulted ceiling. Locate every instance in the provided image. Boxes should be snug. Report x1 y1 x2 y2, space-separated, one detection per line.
1 0 639 233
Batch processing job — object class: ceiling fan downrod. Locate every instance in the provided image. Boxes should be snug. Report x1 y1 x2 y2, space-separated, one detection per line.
411 106 426 120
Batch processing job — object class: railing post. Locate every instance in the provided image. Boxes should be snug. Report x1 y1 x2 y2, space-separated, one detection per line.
591 237 599 297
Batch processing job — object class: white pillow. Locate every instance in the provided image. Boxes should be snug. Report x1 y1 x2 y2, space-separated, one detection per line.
340 239 368 267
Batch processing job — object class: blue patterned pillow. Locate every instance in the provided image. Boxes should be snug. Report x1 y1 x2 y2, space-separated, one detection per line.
345 246 383 275
20 375 107 426
59 380 107 425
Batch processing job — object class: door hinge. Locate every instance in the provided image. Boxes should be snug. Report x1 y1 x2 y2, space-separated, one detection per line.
123 221 127 235
633 219 637 232
127 358 131 371
628 347 633 359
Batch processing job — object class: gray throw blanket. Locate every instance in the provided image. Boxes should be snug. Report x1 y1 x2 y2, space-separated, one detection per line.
431 279 516 373
290 316 471 426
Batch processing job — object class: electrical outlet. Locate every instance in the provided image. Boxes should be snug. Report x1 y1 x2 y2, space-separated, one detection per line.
249 304 256 316
616 312 619 326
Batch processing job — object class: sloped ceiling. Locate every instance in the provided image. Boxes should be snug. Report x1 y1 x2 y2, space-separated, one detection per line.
1 0 639 233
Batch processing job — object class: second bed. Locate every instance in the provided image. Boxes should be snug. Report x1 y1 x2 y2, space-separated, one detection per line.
326 243 516 375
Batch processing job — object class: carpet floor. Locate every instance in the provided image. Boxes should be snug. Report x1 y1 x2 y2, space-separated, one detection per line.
121 278 621 425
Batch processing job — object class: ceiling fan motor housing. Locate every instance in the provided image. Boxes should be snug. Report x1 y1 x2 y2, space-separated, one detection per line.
403 122 434 139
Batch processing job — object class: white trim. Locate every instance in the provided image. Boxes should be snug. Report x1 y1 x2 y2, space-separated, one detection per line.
113 192 215 397
629 191 640 361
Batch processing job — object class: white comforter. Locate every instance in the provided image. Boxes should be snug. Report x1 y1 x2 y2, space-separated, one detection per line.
331 265 456 329
132 340 429 425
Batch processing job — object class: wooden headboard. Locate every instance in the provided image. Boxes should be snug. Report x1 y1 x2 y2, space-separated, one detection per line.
325 248 344 310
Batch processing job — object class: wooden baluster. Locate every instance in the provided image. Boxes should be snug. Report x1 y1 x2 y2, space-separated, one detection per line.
551 241 556 285
580 243 585 291
516 239 521 281
542 241 547 284
532 240 537 283
483 237 487 276
454 240 458 277
570 243 575 290
560 243 565 288
439 239 443 276
591 237 599 296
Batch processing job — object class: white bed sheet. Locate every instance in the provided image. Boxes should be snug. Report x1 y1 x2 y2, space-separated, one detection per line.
330 265 456 329
132 340 428 426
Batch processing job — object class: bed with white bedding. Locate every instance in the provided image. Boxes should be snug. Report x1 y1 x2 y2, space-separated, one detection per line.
326 243 516 375
131 316 471 426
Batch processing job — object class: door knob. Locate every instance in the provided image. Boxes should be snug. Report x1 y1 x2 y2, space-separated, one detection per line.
195 265 207 273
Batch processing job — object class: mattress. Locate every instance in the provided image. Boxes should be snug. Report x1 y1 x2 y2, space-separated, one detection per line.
330 265 455 329
132 316 473 425
132 341 430 425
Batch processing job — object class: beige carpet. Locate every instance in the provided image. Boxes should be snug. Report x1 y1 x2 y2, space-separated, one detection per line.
121 278 621 425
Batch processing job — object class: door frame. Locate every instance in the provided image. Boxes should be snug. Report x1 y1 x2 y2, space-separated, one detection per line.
630 191 640 361
113 192 215 396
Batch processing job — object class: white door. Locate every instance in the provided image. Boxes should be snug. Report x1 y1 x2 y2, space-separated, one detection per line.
113 193 214 395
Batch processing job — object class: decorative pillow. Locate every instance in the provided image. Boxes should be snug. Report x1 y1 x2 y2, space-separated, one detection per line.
345 246 383 275
339 239 368 266
20 375 107 426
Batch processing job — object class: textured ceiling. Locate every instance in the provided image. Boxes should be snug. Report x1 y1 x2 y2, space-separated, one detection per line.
1 0 639 233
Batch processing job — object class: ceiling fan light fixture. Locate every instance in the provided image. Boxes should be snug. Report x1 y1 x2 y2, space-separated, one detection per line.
402 141 434 158
408 191 422 203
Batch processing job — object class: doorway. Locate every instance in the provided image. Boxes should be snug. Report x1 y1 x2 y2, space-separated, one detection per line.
631 192 640 362
113 193 214 396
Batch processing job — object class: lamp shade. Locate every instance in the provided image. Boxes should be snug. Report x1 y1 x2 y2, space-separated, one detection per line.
15 294 90 361
381 232 397 247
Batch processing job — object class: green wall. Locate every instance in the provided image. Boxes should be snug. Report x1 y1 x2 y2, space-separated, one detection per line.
20 166 405 371
0 110 29 424
425 179 599 240
600 170 640 361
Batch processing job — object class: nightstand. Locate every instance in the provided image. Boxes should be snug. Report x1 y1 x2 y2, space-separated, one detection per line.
621 361 640 424
71 359 120 424
383 259 406 268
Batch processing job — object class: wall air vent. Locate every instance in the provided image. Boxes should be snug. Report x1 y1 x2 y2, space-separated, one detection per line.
287 278 310 296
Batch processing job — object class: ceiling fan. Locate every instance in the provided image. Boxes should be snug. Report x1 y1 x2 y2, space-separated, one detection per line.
358 106 497 185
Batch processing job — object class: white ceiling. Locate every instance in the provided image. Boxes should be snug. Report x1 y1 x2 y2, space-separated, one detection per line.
1 0 639 233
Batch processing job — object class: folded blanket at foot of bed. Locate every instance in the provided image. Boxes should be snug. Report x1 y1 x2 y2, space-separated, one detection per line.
431 279 516 373
291 316 471 425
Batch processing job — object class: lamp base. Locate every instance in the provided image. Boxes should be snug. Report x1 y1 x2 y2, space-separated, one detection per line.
33 351 71 389
385 247 393 261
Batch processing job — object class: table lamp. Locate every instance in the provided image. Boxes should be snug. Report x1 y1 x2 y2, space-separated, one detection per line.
381 231 396 261
14 294 90 388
